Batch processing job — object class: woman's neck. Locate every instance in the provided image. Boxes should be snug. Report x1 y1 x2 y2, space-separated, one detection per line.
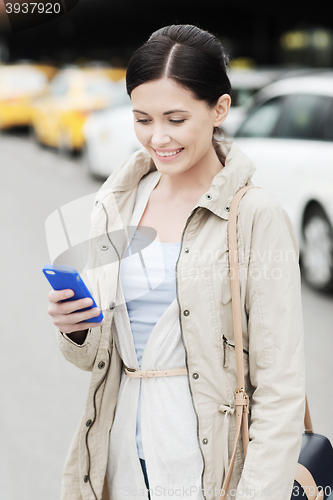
154 143 224 202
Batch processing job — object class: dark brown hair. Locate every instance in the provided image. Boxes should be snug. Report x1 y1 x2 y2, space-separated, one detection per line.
126 24 231 107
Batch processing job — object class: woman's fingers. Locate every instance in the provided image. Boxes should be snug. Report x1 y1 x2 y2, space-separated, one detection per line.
49 296 94 315
47 288 104 334
48 288 95 314
58 306 101 324
50 307 103 332
48 289 74 302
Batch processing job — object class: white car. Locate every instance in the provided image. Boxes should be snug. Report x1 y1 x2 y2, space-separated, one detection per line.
223 68 287 136
83 93 141 179
224 67 330 136
234 73 333 293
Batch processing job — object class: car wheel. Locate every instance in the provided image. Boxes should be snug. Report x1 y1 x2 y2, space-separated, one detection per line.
30 124 42 145
58 129 74 157
301 205 333 293
82 144 92 174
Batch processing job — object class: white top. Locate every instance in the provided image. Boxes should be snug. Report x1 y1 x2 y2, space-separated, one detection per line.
107 170 205 499
120 228 181 458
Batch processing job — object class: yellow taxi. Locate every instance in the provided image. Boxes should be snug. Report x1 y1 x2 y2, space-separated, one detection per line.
0 65 48 130
30 67 127 153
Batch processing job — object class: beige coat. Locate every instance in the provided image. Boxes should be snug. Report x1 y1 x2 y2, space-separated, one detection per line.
57 140 306 500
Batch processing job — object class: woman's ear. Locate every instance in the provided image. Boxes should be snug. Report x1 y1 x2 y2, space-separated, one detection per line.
213 94 231 127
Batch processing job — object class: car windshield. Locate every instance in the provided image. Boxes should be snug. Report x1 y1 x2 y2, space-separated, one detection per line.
274 94 332 140
231 88 257 107
235 96 284 137
236 92 333 141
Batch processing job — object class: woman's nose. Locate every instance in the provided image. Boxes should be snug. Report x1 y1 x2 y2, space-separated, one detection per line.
150 126 171 146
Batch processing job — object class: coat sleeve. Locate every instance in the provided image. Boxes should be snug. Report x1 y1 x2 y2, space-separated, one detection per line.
236 193 306 500
55 325 101 372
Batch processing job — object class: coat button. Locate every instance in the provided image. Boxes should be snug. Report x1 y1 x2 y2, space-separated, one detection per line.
224 206 230 212
205 194 212 200
183 310 190 316
202 438 208 445
101 245 108 251
109 301 115 310
98 361 105 369
86 419 92 427
84 475 89 483
193 373 199 379
184 248 189 253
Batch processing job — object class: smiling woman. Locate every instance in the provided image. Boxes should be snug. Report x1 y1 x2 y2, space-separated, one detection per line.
131 78 229 183
48 24 306 500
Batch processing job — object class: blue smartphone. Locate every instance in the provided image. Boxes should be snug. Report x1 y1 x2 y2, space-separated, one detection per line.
42 264 104 323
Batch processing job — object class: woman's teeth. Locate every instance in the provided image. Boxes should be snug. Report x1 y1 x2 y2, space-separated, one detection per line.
155 148 183 157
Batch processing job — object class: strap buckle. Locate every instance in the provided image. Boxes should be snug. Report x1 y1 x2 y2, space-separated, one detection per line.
235 388 249 414
235 387 248 398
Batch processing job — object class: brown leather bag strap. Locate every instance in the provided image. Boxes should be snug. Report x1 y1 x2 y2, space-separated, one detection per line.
220 185 312 500
228 186 257 394
220 185 257 499
304 395 313 433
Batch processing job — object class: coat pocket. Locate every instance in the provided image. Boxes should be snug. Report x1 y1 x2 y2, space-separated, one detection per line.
221 334 253 402
220 278 235 341
221 334 249 368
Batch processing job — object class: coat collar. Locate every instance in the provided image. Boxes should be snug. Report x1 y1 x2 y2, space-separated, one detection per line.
200 140 257 220
100 140 257 221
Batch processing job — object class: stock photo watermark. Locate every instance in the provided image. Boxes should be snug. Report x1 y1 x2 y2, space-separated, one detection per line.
2 0 80 32
123 484 332 498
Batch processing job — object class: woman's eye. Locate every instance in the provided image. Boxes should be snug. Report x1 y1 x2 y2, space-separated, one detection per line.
135 118 185 124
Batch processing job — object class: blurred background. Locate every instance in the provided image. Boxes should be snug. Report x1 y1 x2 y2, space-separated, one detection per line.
1 1 333 499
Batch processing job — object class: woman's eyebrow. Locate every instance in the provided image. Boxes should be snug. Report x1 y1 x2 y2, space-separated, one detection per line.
163 109 189 115
132 109 148 115
132 109 189 115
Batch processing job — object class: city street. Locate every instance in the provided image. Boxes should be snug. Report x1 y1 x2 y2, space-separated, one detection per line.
1 130 332 500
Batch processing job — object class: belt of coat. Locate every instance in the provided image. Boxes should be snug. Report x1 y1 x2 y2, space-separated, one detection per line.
124 365 188 378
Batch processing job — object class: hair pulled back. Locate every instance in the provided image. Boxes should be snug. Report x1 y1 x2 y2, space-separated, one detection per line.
126 24 231 108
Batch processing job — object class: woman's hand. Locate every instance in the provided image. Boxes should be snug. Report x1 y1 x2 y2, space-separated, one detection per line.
48 289 104 340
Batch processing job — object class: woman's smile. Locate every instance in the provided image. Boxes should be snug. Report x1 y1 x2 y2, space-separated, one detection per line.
152 147 185 162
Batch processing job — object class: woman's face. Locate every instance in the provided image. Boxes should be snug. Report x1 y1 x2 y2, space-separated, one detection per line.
131 77 230 177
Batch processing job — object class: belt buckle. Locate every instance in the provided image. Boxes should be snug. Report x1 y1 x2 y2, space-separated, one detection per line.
125 366 136 373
